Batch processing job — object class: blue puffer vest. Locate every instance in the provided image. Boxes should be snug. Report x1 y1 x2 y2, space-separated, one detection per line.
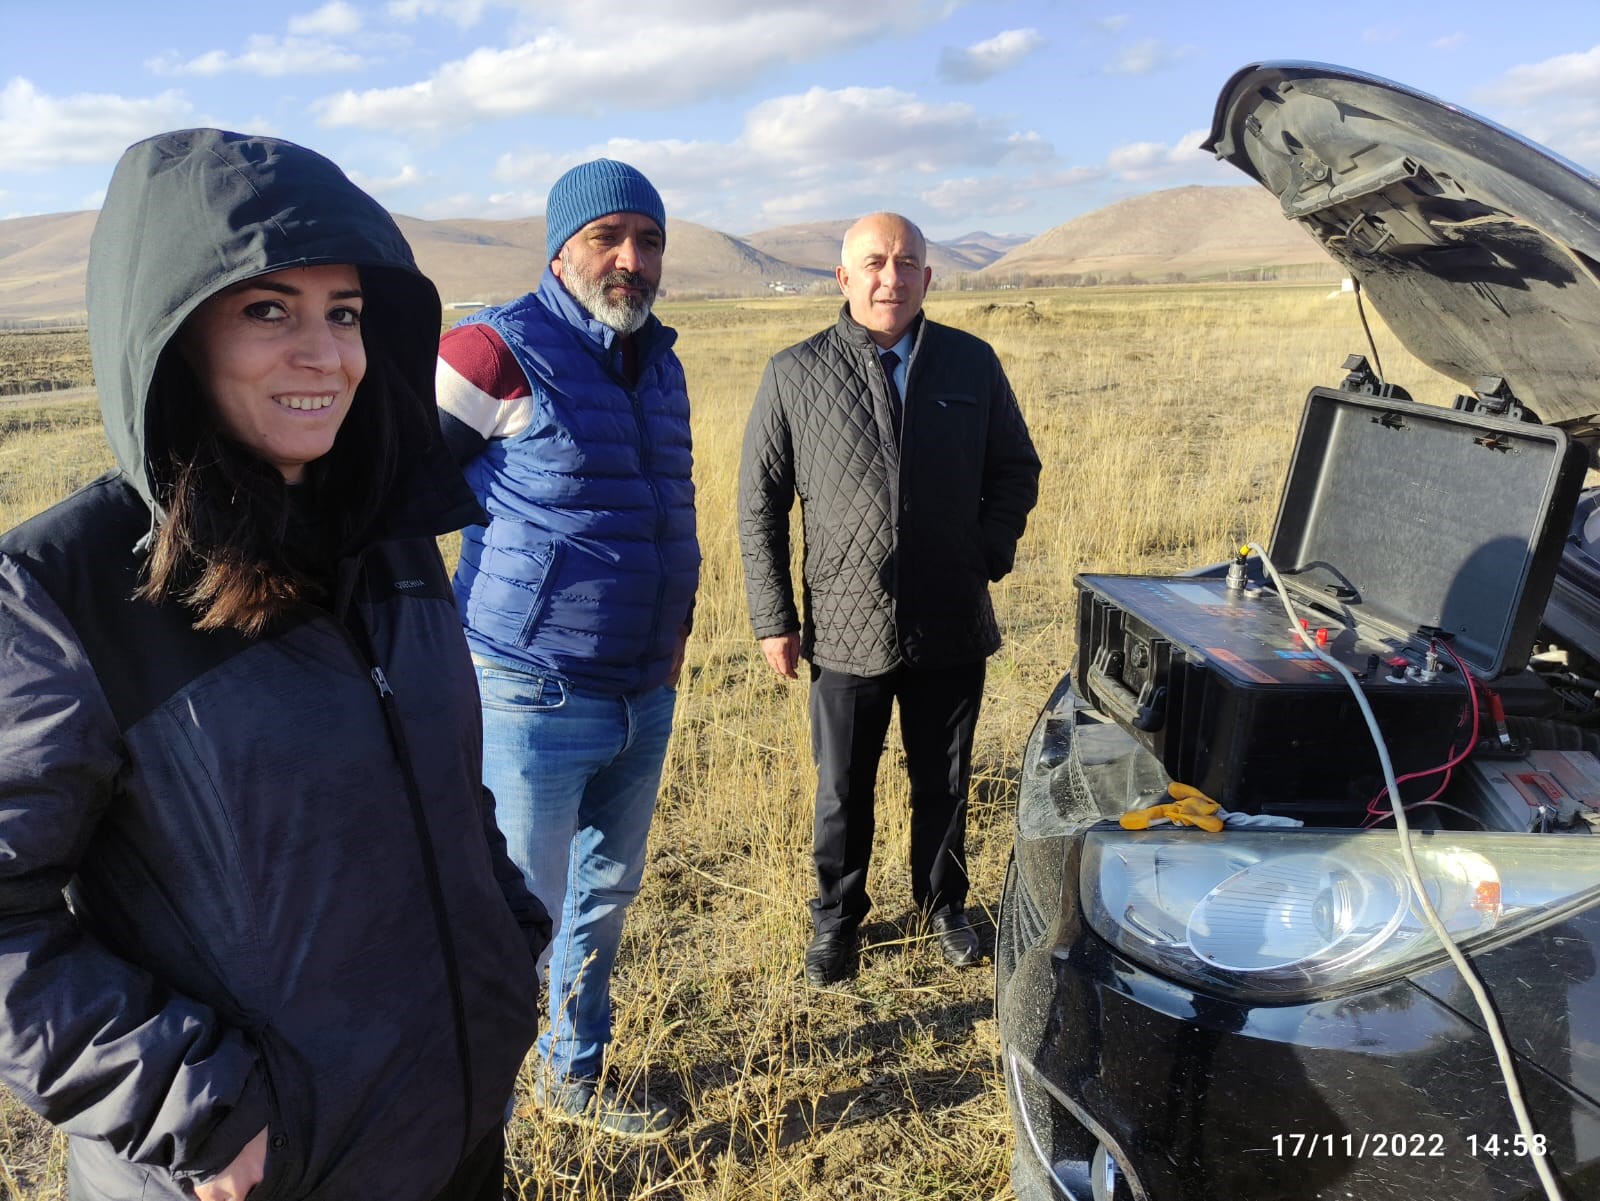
453 271 699 695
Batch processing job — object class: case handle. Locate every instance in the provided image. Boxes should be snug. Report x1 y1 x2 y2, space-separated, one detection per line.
1086 661 1167 732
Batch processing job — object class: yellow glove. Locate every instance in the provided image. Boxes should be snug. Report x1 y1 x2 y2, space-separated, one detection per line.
1119 784 1225 833
1166 796 1224 832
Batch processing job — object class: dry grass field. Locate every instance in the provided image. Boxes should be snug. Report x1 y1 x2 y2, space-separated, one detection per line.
0 285 1460 1198
0 329 94 397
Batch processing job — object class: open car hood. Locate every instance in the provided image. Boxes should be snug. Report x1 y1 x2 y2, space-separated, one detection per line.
1204 61 1600 439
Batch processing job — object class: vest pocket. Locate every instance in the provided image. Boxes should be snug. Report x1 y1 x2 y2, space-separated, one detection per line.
467 540 564 650
516 540 562 644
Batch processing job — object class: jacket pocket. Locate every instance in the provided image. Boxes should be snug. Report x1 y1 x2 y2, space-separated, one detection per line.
466 540 564 650
802 525 837 584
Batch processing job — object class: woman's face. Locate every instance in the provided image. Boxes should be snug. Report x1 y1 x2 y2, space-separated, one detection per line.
180 264 366 483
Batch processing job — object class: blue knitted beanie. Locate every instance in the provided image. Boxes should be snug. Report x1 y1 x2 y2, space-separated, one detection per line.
544 159 666 261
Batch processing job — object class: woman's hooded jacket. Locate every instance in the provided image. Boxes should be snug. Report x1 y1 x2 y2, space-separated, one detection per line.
0 130 545 1200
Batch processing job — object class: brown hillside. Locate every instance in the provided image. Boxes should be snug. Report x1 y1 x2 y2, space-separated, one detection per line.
948 230 1029 256
742 221 852 271
654 221 831 297
983 184 1330 282
400 215 830 304
0 212 832 323
392 215 547 308
0 211 98 324
0 186 1333 325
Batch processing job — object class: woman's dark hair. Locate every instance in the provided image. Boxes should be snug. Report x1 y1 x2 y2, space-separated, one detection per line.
135 282 418 636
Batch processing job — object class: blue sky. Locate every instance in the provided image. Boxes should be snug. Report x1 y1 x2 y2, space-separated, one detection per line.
4 1 1600 240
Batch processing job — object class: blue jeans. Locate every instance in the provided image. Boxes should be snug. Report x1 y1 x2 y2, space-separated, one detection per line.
476 660 676 1082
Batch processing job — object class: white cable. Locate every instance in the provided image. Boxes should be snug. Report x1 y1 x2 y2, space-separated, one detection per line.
1245 541 1564 1201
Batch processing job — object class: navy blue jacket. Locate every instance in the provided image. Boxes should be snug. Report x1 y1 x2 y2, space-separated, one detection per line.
0 129 544 1201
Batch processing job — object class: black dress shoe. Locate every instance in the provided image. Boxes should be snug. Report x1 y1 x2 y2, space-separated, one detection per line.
805 928 858 986
931 910 981 968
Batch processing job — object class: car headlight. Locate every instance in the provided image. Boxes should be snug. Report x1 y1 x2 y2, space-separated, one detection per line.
1083 828 1600 1001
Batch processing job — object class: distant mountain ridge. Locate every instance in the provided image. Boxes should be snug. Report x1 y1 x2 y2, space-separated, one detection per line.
391 215 830 307
740 221 1023 276
0 186 1332 325
981 185 1329 282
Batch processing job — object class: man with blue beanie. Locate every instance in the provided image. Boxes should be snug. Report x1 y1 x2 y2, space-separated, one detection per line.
436 159 698 1138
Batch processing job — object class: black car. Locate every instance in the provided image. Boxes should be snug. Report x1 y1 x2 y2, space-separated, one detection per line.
997 63 1600 1201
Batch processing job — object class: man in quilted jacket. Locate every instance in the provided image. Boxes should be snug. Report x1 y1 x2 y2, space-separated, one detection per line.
738 212 1040 986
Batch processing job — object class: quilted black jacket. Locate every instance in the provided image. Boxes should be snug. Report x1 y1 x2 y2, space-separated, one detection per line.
739 307 1040 675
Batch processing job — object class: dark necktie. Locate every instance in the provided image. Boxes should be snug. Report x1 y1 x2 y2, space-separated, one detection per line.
880 349 903 433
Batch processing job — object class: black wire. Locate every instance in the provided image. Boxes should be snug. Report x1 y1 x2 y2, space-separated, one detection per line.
1352 277 1386 382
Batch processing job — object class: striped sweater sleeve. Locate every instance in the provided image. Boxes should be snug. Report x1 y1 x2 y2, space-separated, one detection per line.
436 323 536 462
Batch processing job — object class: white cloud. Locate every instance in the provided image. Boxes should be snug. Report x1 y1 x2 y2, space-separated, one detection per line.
290 1 363 37
485 84 1058 231
1433 32 1467 51
414 191 482 219
317 0 942 130
1104 38 1189 76
146 3 384 78
743 87 1047 171
1105 128 1221 184
939 28 1043 83
1483 45 1600 106
0 78 194 172
147 34 367 78
1547 110 1600 168
239 114 285 138
486 139 726 218
1094 15 1128 34
349 163 423 193
387 0 491 26
1487 99 1600 170
921 167 1102 218
1475 46 1600 169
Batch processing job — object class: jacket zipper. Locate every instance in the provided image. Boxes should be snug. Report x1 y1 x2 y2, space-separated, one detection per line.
328 577 478 1164
625 378 671 693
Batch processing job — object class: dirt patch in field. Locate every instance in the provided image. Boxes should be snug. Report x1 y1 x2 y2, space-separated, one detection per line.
0 330 94 397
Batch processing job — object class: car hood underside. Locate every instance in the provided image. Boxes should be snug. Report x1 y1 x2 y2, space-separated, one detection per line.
1204 61 1600 442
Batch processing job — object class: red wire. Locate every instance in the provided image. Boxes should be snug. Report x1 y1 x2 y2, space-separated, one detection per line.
1361 640 1481 828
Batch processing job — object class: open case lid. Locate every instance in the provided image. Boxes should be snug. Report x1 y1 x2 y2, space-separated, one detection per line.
1269 387 1587 677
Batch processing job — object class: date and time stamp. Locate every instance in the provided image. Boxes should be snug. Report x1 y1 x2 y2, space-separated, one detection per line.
1269 1131 1548 1160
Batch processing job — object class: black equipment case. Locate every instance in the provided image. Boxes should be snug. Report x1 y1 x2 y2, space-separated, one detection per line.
1075 385 1588 818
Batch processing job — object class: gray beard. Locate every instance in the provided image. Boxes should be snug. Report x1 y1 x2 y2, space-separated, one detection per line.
562 258 655 334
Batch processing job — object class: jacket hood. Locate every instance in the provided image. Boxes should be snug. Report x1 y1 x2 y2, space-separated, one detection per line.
1204 62 1600 439
87 128 474 532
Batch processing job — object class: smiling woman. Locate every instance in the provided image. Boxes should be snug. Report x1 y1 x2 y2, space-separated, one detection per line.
178 265 367 484
134 257 385 635
0 129 548 1201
